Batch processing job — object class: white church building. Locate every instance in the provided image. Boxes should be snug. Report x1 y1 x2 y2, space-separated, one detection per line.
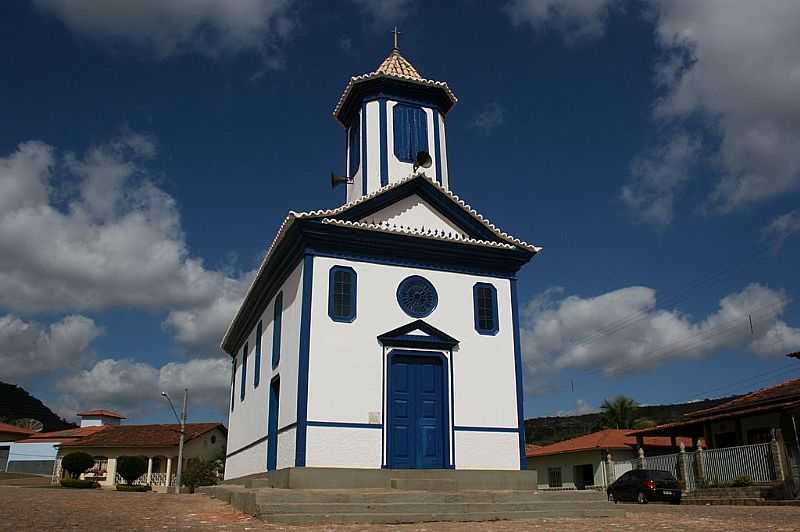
222 45 541 480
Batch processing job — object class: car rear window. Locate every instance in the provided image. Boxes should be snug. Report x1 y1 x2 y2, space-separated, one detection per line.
646 470 676 481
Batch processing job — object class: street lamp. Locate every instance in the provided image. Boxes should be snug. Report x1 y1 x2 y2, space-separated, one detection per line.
161 389 187 494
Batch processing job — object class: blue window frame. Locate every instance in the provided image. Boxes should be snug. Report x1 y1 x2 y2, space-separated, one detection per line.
240 342 248 402
271 292 282 368
254 321 262 388
348 120 360 176
393 104 428 163
230 358 236 412
328 266 357 322
473 283 499 335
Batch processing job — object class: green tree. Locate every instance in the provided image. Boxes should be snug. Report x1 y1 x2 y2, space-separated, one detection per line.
181 458 220 493
599 396 653 429
61 452 95 478
116 456 147 485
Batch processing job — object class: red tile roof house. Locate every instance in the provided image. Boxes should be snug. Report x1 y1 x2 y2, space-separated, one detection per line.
13 409 227 491
0 423 36 472
629 376 800 495
525 429 694 490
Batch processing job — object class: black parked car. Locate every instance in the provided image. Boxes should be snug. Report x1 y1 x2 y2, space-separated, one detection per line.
607 469 681 504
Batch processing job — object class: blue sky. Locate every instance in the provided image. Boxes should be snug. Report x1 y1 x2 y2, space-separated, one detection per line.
1 0 799 425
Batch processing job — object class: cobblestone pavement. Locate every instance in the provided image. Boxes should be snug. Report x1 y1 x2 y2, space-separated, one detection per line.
3 487 800 531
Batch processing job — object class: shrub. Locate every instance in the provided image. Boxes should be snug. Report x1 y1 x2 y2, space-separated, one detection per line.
61 452 95 478
60 478 98 489
181 458 220 493
116 456 147 485
732 475 752 487
116 484 151 492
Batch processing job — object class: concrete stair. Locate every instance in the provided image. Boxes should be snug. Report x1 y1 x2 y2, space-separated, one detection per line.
201 484 622 524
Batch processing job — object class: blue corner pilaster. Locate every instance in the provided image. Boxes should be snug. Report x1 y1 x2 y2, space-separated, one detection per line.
295 253 314 466
510 278 527 470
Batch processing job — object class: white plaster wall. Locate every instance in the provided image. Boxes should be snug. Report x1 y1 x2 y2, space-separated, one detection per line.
438 113 449 189
365 100 381 192
306 426 382 468
225 261 304 476
359 195 466 236
7 442 57 462
277 428 296 470
224 441 266 480
455 431 520 470
306 256 520 469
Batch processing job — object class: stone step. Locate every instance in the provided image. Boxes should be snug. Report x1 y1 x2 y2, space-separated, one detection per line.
391 478 457 490
251 488 606 504
260 508 622 525
257 500 614 516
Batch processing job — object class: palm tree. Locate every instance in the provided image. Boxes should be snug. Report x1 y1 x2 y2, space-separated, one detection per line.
599 396 653 429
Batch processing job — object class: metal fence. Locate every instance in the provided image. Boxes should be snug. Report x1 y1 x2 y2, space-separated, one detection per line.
702 442 775 485
114 472 175 486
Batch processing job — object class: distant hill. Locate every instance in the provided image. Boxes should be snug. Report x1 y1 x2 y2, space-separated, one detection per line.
525 396 738 446
0 381 76 432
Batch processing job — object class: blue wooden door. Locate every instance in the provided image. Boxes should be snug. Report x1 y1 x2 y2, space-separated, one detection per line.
388 354 446 469
267 377 279 471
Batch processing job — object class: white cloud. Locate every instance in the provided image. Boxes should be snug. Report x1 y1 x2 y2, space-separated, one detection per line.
351 0 415 27
0 314 101 381
763 209 800 253
621 133 702 226
471 102 506 135
33 0 294 64
57 357 231 417
648 1 800 213
0 135 243 330
504 0 620 43
521 283 799 384
554 399 598 417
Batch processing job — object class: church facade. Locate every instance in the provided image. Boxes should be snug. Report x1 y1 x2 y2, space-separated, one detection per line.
222 46 540 480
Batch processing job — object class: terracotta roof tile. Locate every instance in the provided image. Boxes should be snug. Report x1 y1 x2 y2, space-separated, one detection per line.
0 422 35 436
16 426 106 443
525 429 693 458
685 377 800 418
77 409 126 419
60 423 224 448
376 49 422 79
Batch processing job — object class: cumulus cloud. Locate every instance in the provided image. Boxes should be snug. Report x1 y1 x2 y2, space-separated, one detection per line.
57 357 231 417
763 209 800 253
33 0 294 64
521 283 799 386
621 133 702 226
0 134 247 354
0 314 101 381
554 399 598 417
351 0 415 27
504 0 620 43
471 102 506 135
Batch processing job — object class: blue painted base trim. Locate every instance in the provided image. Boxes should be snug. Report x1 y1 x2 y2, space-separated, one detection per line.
307 421 383 429
226 435 268 459
454 426 520 433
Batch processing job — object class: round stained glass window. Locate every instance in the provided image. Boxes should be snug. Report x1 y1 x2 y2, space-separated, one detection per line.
397 275 438 318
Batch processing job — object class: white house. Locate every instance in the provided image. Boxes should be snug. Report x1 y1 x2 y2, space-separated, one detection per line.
222 45 541 480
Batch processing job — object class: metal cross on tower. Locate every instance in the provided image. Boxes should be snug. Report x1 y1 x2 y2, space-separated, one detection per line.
392 26 402 50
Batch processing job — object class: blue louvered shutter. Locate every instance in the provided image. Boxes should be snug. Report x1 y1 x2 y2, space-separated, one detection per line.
349 121 360 176
393 104 428 162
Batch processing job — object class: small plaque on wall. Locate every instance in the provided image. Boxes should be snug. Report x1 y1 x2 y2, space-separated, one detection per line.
368 411 381 424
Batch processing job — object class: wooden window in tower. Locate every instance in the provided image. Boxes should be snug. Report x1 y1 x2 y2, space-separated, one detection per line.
253 321 262 388
393 104 428 163
240 342 248 402
328 266 357 322
349 120 360 176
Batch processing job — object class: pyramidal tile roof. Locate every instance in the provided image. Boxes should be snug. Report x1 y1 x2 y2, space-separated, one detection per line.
376 49 422 79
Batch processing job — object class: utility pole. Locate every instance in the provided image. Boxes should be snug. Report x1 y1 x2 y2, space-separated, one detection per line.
162 388 188 494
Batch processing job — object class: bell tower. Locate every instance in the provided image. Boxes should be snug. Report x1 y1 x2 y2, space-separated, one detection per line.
333 32 458 204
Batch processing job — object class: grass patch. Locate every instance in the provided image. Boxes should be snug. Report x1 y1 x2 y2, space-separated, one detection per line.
60 478 98 489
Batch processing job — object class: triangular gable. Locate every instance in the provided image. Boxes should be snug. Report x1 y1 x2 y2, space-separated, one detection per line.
378 319 459 350
359 194 468 238
310 175 539 251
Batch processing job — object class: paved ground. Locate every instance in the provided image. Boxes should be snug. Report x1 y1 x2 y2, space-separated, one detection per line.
3 486 800 531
